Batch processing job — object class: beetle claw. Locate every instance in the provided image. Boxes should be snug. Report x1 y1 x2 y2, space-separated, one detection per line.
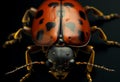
3 39 17 48
111 13 120 18
114 41 120 47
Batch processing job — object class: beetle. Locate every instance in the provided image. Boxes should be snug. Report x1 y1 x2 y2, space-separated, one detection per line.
3 0 120 82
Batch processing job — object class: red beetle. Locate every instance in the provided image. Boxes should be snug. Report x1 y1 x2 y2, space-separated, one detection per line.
3 0 120 82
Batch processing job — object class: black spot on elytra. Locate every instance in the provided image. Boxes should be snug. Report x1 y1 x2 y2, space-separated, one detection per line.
46 22 56 31
39 18 44 24
79 11 86 20
64 2 74 7
35 10 43 19
68 37 72 40
37 30 44 40
48 2 59 7
79 20 83 25
78 30 85 42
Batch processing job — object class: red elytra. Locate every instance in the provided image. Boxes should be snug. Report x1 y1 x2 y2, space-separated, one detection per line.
32 0 91 47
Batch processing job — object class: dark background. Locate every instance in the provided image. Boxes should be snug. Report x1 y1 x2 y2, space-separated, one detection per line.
0 0 120 82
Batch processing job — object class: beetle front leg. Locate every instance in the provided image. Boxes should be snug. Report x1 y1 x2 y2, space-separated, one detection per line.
20 45 44 82
76 45 95 82
91 26 120 47
85 45 95 82
81 45 95 82
20 46 33 82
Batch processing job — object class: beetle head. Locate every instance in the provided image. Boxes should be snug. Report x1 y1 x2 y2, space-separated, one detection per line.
46 46 74 80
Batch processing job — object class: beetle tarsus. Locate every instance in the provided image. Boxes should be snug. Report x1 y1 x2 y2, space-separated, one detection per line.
3 39 17 48
104 13 120 20
20 72 31 82
106 41 120 47
3 28 23 48
86 73 92 82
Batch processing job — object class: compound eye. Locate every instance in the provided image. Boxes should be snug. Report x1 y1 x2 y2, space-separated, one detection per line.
46 59 53 67
69 59 75 66
69 59 74 63
48 59 53 63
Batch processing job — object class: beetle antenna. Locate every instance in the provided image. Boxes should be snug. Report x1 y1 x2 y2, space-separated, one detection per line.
5 61 45 75
76 62 115 72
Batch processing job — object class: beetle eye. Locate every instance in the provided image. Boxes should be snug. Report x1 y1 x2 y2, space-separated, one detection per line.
69 59 75 63
46 59 53 67
48 59 53 63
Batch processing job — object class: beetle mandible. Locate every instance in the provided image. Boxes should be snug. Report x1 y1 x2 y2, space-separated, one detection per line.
3 0 120 82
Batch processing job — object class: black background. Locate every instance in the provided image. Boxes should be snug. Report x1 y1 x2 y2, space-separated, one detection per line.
0 0 120 82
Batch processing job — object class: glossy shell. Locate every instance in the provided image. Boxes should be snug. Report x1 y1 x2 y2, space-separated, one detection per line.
32 0 91 47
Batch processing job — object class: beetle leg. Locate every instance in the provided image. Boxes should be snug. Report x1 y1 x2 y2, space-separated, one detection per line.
102 13 120 20
76 45 95 82
22 7 37 35
22 7 37 24
3 28 23 48
20 73 31 82
85 45 95 82
85 6 120 26
85 6 120 19
20 45 42 82
85 6 104 16
3 7 37 48
91 26 120 47
25 46 33 70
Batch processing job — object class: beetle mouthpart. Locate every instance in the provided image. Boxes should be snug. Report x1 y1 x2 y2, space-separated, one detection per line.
49 70 69 80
